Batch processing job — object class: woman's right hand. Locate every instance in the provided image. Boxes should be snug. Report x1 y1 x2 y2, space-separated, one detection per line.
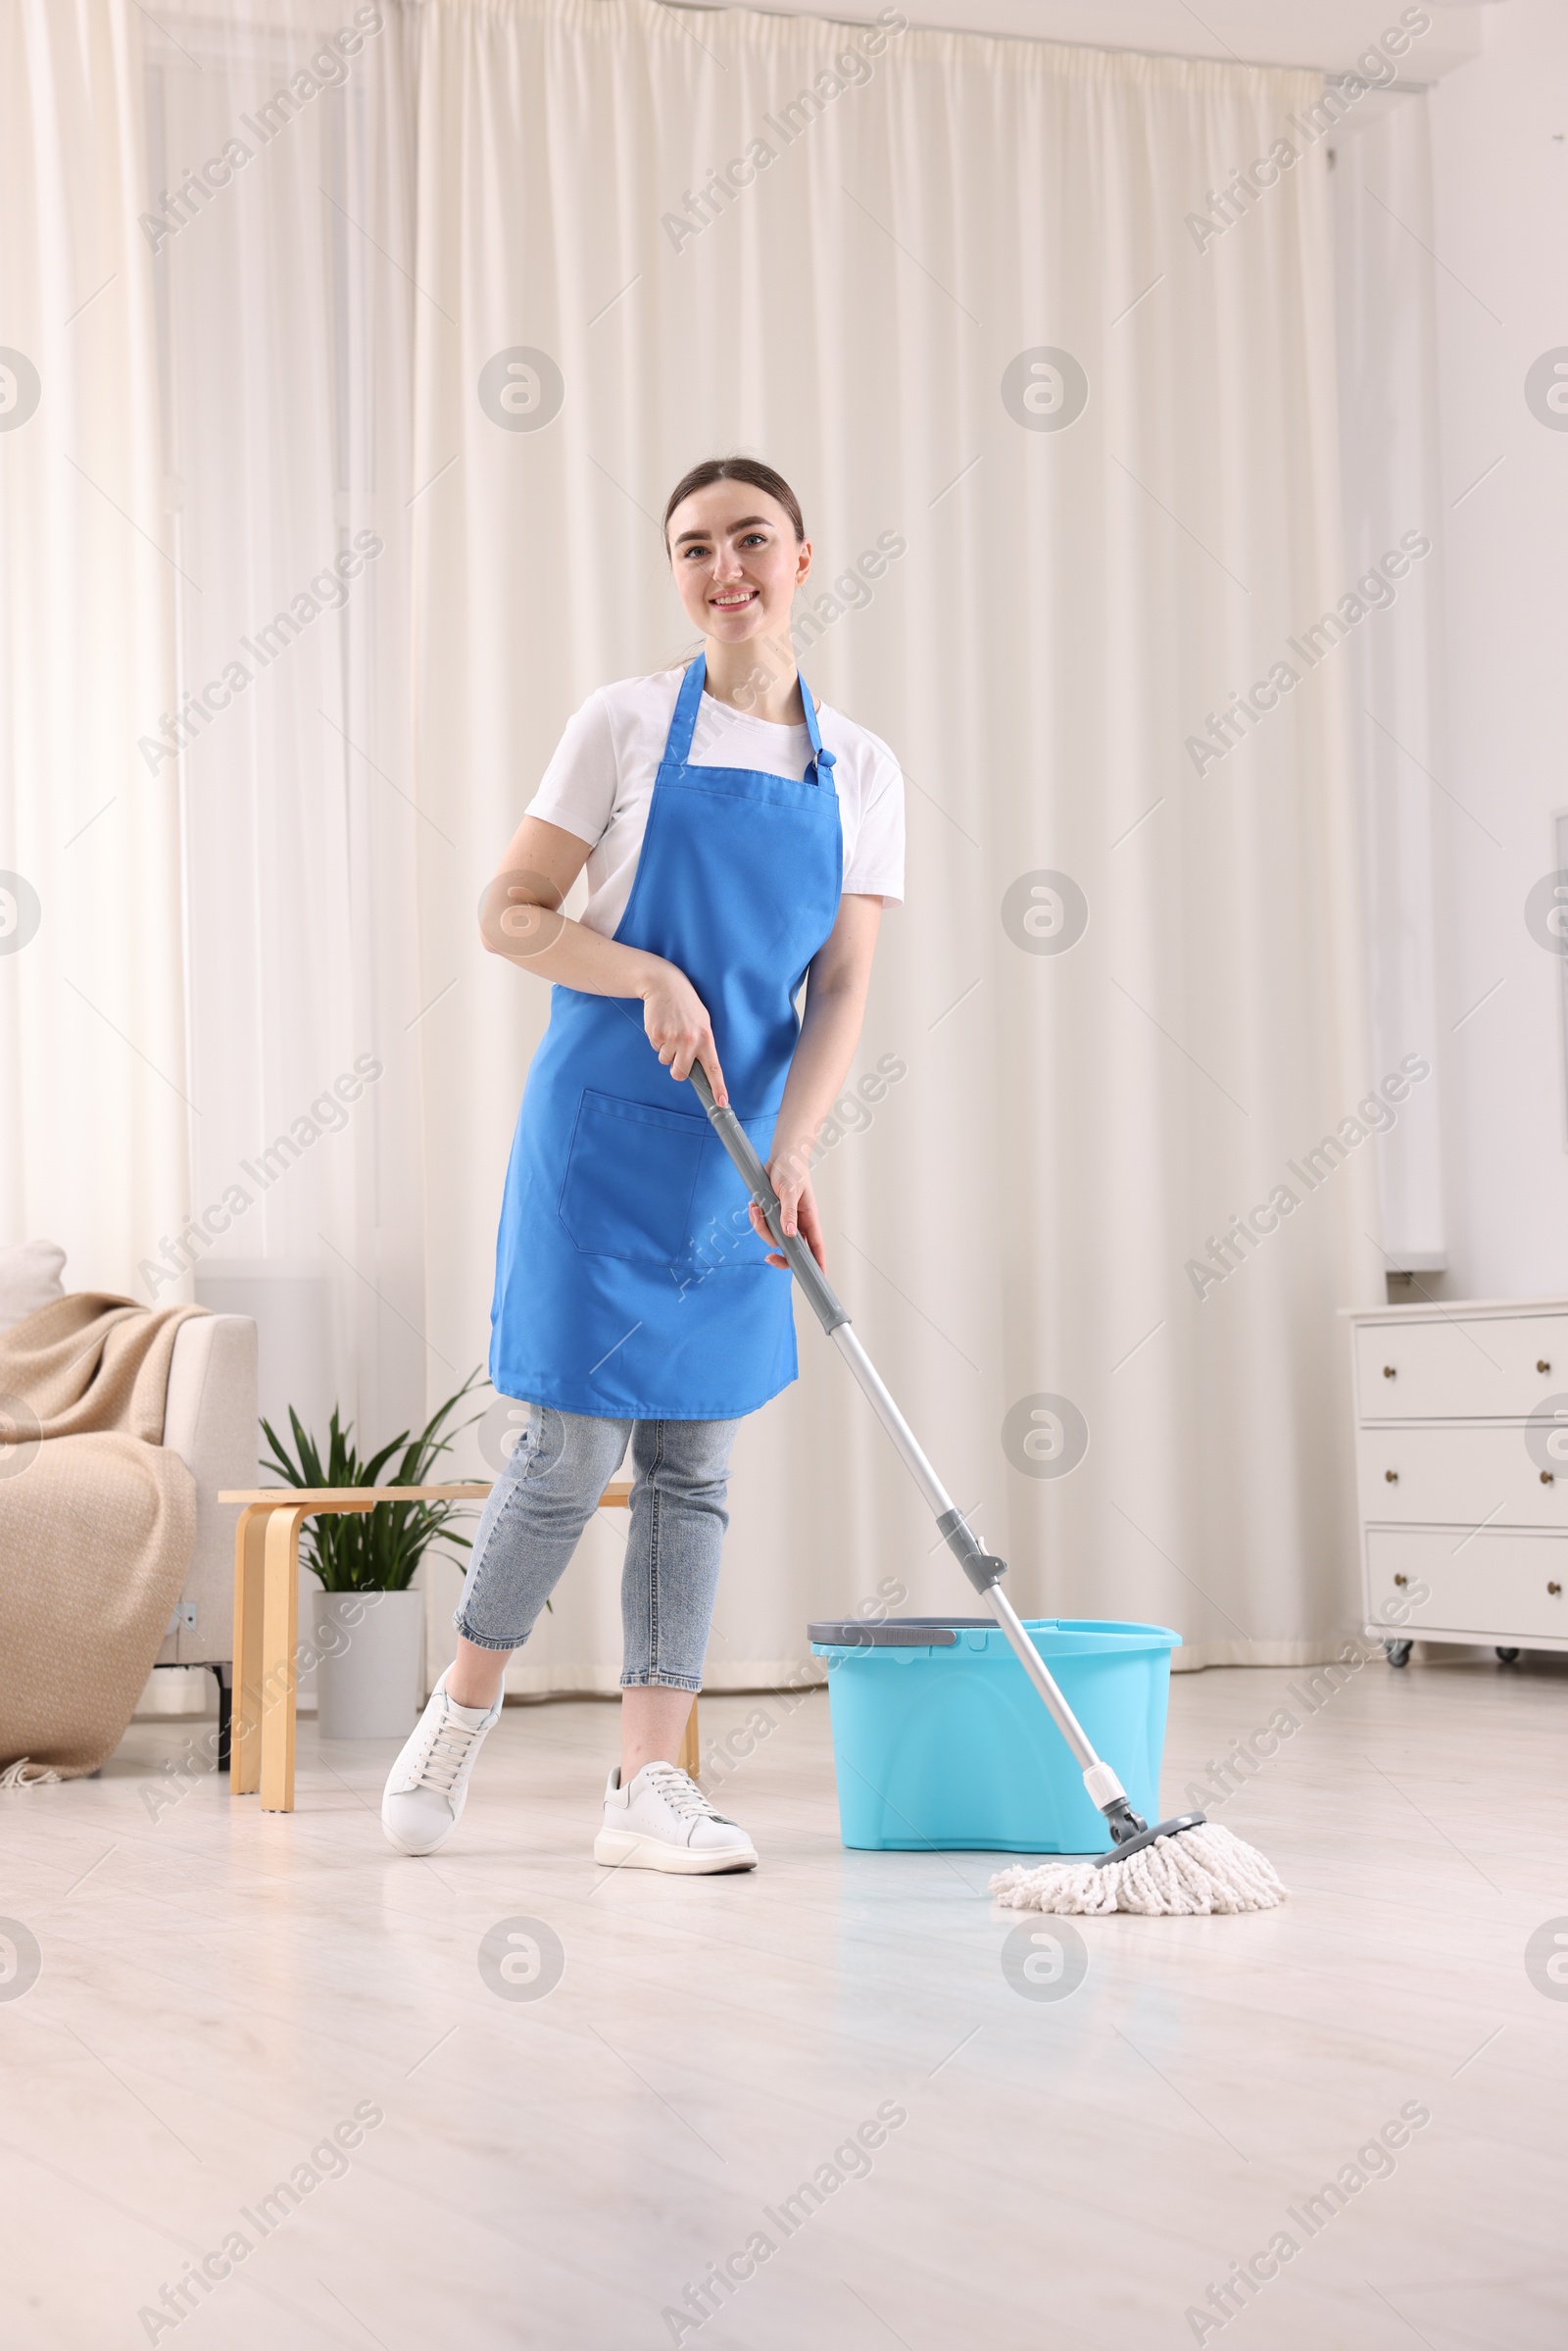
638 957 728 1105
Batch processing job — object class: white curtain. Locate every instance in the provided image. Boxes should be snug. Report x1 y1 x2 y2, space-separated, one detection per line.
1 3 187 1292
7 0 1387 1690
412 0 1382 1689
1333 89 1449 1275
128 0 429 1455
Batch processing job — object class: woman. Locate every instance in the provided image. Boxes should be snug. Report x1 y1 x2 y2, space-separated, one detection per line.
382 457 904 1872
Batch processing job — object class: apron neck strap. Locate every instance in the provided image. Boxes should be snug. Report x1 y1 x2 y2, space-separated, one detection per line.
664 653 709 766
665 649 836 785
799 671 833 787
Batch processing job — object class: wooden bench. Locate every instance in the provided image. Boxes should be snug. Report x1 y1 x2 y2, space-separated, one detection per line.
219 1481 698 1810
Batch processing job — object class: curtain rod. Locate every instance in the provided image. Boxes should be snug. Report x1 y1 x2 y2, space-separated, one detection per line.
650 0 1436 87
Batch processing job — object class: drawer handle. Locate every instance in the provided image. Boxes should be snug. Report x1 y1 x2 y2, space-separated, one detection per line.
1393 1573 1408 1588
1383 1365 1396 1379
1385 1469 1398 1483
1540 1360 1552 1374
1550 1582 1563 1597
1544 1472 1556 1486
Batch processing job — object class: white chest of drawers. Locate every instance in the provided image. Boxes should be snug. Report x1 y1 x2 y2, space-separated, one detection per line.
1345 1298 1568 1661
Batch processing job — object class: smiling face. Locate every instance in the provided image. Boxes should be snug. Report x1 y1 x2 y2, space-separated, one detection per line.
666 483 811 647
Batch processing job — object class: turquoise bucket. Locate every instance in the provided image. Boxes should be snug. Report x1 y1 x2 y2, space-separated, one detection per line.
807 1616 1182 1853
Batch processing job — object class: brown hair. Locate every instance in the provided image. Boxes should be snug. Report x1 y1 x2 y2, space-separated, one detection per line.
662 456 806 549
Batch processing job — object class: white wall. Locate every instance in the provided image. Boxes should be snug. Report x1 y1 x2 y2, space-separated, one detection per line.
1423 0 1568 1299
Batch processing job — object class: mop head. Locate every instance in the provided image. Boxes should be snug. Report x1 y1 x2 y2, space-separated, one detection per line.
990 1820 1287 1917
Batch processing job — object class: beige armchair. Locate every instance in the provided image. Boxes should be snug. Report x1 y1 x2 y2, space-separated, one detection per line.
0 1240 257 1765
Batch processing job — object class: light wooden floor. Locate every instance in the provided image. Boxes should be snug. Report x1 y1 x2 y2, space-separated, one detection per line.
3 1655 1565 2351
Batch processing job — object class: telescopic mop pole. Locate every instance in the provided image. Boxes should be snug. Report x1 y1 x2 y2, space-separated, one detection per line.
684 1064 1171 1853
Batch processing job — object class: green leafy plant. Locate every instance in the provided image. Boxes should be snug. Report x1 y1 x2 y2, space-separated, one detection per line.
260 1371 489 1594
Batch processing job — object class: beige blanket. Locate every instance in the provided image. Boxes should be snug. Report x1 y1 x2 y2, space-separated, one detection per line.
0 1295 204 1779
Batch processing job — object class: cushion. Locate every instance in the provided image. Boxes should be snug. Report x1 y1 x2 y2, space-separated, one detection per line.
0 1241 67 1334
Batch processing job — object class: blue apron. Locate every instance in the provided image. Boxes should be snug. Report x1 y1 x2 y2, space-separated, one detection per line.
490 656 844 1420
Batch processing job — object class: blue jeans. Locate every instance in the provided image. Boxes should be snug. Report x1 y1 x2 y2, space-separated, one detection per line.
453 1406 738 1691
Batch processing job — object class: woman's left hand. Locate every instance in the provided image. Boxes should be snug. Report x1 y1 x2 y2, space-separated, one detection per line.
749 1148 826 1273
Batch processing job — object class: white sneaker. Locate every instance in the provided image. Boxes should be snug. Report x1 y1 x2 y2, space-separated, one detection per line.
381 1669 503 1855
594 1761 759 1876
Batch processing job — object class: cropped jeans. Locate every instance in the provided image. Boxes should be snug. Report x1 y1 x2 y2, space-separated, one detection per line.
453 1405 738 1691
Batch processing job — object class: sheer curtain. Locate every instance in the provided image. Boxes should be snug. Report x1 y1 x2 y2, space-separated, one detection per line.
411 0 1382 1690
1 2 187 1290
1333 89 1449 1276
133 0 427 1454
8 0 1385 1693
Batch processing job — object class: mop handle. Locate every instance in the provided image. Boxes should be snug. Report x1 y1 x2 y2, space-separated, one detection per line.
685 1063 851 1338
684 1061 1111 1788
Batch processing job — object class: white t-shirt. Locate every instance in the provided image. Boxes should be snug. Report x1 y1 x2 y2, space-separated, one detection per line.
525 671 905 938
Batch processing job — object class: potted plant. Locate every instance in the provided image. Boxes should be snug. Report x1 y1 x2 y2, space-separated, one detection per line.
261 1373 486 1740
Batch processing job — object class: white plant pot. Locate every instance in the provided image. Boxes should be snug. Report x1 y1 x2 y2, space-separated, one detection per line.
313 1589 425 1740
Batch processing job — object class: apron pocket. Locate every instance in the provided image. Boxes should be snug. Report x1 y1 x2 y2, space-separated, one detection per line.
681 1120 776 1271
558 1089 708 1264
